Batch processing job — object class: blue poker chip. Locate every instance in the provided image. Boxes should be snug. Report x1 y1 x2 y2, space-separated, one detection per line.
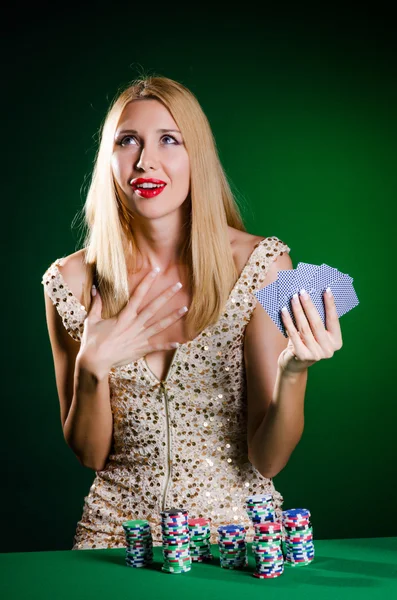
282 509 311 519
246 494 273 503
189 529 210 536
217 524 246 534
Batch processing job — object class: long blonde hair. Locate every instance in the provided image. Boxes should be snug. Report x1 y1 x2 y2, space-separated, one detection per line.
77 74 248 339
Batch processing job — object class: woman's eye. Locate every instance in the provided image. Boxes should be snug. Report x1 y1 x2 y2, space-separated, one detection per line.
119 134 178 147
161 135 178 144
120 136 136 146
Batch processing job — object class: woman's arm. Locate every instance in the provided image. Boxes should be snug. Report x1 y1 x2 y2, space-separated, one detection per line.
248 368 307 478
244 250 307 477
43 253 113 472
63 354 113 471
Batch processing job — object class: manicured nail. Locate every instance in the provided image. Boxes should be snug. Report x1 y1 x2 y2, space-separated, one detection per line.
151 266 161 277
281 306 288 313
91 285 96 296
300 288 308 297
326 287 333 297
178 306 188 314
292 293 299 303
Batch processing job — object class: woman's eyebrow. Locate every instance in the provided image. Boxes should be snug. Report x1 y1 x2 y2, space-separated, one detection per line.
116 128 181 135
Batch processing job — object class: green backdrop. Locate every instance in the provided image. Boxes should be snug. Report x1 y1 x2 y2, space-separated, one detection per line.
3 9 396 552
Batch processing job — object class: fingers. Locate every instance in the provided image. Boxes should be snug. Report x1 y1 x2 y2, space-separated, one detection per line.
135 279 184 326
144 305 188 340
88 284 102 319
290 290 326 345
127 267 162 315
323 289 343 345
280 304 309 358
281 288 342 358
146 340 180 354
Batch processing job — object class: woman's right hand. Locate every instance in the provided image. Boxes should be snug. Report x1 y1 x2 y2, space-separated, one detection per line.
78 267 187 375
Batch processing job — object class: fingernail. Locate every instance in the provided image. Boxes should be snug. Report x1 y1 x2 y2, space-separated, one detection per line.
178 306 188 314
326 287 333 297
292 293 299 303
281 306 288 313
151 267 161 277
91 285 96 296
300 288 308 297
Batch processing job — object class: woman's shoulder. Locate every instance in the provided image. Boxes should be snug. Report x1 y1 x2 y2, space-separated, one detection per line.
53 249 88 307
229 228 267 275
230 228 291 279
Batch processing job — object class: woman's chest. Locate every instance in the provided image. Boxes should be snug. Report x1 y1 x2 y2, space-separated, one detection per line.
128 267 193 382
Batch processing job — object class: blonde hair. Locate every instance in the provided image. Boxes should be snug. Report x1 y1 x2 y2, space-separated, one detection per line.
78 74 247 339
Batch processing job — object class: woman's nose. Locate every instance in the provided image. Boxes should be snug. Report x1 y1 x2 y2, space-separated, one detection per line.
136 147 158 171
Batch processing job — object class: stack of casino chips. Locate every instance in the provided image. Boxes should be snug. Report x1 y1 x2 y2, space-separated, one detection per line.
282 509 315 567
245 493 276 524
188 518 213 562
251 521 284 579
122 519 153 567
217 524 248 569
160 508 192 574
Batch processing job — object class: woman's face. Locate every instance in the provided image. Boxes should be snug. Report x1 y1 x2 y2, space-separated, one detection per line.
111 99 190 218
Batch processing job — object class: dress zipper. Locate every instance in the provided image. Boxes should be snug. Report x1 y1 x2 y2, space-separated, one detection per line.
143 350 179 510
160 381 173 511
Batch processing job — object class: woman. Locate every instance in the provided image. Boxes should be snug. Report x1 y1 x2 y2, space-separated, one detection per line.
42 75 342 549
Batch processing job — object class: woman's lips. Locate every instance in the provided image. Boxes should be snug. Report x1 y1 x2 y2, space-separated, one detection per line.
133 185 166 199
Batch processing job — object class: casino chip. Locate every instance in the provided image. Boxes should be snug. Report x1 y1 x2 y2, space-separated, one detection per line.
251 521 284 579
161 508 192 574
188 517 213 562
245 493 277 525
217 524 248 569
122 520 153 568
282 509 315 567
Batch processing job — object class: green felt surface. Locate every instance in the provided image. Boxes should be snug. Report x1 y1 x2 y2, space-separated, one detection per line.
1 538 396 600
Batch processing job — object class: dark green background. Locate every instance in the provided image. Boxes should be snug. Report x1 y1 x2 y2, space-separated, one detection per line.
2 7 396 552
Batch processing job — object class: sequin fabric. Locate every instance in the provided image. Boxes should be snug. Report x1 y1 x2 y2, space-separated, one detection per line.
41 236 291 550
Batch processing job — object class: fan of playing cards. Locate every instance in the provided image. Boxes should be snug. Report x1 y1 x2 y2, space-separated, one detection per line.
254 262 359 338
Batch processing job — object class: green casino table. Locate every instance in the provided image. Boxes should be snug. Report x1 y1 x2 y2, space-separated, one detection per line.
1 538 396 600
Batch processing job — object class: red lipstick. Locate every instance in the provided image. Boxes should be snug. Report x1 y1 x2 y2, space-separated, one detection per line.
130 177 167 199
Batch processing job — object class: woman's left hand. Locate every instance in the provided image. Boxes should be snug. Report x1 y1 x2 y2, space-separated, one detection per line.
277 288 343 375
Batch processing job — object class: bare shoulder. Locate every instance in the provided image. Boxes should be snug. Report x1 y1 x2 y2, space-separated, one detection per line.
229 228 267 274
55 249 88 306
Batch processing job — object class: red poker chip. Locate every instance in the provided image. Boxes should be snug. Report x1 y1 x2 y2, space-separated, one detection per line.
188 518 210 526
253 571 283 579
283 517 310 522
168 556 191 563
255 522 282 532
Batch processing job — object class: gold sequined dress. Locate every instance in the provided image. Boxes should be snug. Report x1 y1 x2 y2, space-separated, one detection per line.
41 236 291 549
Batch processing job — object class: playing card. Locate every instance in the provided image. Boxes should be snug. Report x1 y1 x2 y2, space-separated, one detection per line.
294 262 320 293
255 280 285 333
278 269 298 315
254 262 359 337
307 263 343 294
309 273 359 324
